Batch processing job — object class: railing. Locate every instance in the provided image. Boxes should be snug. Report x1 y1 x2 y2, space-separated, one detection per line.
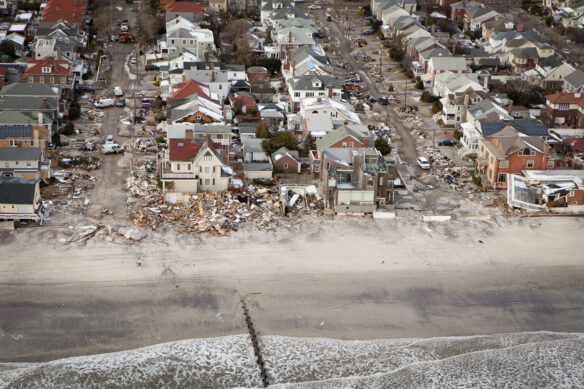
159 162 198 180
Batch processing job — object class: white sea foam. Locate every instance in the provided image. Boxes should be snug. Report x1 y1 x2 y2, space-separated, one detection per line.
1 332 582 388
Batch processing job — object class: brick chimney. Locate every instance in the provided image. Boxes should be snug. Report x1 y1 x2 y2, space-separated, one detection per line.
464 93 470 107
43 98 47 109
364 135 370 147
185 129 194 138
507 99 514 114
211 71 215 82
182 74 185 82
517 23 523 32
33 126 39 147
57 47 61 60
288 31 292 42
328 84 333 98
432 24 436 34
292 60 295 77
222 99 226 121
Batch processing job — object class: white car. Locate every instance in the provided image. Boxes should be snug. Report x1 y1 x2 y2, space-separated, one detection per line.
308 5 321 9
130 57 137 64
106 135 114 145
417 156 431 170
114 86 123 97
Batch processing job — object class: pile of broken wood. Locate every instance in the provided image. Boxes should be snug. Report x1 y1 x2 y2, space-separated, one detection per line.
127 172 284 235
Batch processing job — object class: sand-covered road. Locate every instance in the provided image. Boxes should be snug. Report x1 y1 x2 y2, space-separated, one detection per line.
0 215 583 361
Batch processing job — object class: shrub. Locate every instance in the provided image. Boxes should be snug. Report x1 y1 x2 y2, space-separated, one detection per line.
51 133 62 147
374 138 391 156
545 14 553 27
414 80 424 90
432 100 443 114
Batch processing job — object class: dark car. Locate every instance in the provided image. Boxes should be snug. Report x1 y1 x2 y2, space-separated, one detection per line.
362 30 375 35
437 139 457 146
144 64 159 71
116 98 126 107
369 97 377 103
80 85 95 93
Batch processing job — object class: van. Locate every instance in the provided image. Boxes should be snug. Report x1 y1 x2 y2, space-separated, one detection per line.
114 86 123 97
102 143 124 154
417 156 431 170
94 99 114 108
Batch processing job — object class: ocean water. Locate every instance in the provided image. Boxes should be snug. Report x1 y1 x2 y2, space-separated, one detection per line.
1 332 582 388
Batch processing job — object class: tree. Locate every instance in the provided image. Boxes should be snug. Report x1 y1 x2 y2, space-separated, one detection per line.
360 6 371 17
256 123 270 138
432 100 443 114
374 138 391 156
233 34 251 65
415 80 424 90
304 134 314 151
69 101 81 120
263 29 273 46
545 15 553 27
51 133 62 147
262 132 297 155
221 19 250 45
63 122 75 136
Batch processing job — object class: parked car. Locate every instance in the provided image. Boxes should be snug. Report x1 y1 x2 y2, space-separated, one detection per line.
114 86 123 97
130 57 137 64
140 103 151 109
437 139 457 146
80 85 95 93
144 64 159 71
362 30 375 35
106 135 114 144
417 156 431 170
116 98 126 107
308 5 321 9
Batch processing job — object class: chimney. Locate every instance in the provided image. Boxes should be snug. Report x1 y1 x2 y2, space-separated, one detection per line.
402 0 405 8
575 93 582 99
57 47 61 60
432 24 436 35
182 74 185 82
33 126 39 147
289 31 292 42
464 93 470 107
185 129 194 138
43 98 47 109
483 75 490 89
211 71 215 82
507 99 514 113
409 6 412 15
317 97 322 102
516 23 523 32
211 62 214 70
364 135 370 147
38 112 43 125
292 60 296 77
222 100 227 121
328 84 333 98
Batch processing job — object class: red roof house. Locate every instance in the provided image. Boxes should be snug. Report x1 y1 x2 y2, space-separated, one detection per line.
231 95 256 113
23 55 72 93
41 0 87 26
165 1 207 21
166 79 211 105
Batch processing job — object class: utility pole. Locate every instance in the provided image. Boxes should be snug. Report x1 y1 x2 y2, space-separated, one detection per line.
404 79 407 109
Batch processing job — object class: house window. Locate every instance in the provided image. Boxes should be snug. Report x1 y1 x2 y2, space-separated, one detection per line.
569 190 575 197
527 160 534 168
205 166 210 173
219 85 222 89
213 166 216 173
199 166 202 172
497 173 506 183
315 166 319 172
212 179 215 185
39 77 44 83
204 154 212 162
27 162 31 167
520 148 535 156
205 179 210 185
216 134 223 139
284 162 288 169
190 40 194 44
176 163 180 170
573 201 578 205
199 178 202 185
499 160 509 168
171 39 175 44
349 142 354 148
187 164 191 170
379 177 383 185
294 92 300 97
9 140 16 146
42 67 51 73
342 142 347 148
547 161 554 169
50 77 54 83
305 92 314 97
326 161 330 170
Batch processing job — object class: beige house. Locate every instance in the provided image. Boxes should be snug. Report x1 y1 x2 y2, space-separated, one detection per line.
0 176 44 222
160 138 234 200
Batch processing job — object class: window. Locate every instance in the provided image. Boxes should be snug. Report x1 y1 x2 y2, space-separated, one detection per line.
196 115 202 120
26 162 31 167
204 153 212 162
190 40 194 44
520 147 535 156
326 161 330 170
212 179 215 185
212 166 216 173
569 191 575 197
205 179 210 185
497 173 506 183
573 201 578 205
216 134 223 139
176 163 180 170
199 178 202 185
199 166 202 172
379 177 383 185
527 160 534 168
315 166 319 172
39 77 44 83
349 142 354 148
547 160 554 169
499 160 509 168
219 85 222 90
171 39 175 44
205 166 210 173
342 142 347 148
294 92 300 97
284 162 288 169
50 77 54 83
42 67 51 73
9 140 16 147
305 92 314 97
187 164 191 170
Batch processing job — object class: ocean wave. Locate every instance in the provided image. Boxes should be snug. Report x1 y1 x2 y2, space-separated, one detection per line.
1 332 582 388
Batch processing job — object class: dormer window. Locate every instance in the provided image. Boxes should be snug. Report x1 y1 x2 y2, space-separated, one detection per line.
312 80 321 88
42 67 51 73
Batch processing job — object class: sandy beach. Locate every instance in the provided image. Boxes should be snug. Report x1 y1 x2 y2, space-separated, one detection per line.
1 214 583 362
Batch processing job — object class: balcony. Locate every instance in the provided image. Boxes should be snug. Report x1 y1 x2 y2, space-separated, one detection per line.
159 162 198 180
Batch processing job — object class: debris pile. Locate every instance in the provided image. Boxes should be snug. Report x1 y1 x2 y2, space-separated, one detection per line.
126 172 284 234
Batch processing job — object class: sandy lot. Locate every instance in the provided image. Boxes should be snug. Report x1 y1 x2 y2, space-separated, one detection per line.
0 214 583 362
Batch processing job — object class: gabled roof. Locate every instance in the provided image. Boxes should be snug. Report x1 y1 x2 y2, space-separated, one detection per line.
25 56 70 76
292 74 340 90
0 147 42 161
271 146 299 161
0 96 58 111
41 0 86 25
316 125 368 150
0 177 38 204
479 119 549 137
165 1 206 14
564 70 584 89
511 47 539 59
428 56 467 71
0 82 59 97
496 134 547 157
546 92 584 106
170 79 211 100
